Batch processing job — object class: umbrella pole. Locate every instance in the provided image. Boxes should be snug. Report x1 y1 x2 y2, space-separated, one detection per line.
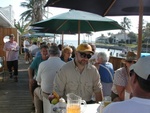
62 32 64 47
54 34 56 43
137 0 143 59
78 20 80 45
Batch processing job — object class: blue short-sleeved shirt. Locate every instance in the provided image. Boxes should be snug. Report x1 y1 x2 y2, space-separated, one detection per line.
98 62 114 83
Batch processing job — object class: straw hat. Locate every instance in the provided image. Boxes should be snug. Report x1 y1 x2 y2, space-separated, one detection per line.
122 51 137 63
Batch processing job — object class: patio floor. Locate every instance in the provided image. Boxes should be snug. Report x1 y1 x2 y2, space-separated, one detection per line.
0 54 34 113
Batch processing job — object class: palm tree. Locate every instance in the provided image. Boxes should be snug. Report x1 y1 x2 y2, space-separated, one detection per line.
14 20 31 36
20 0 47 23
121 17 131 31
121 17 132 44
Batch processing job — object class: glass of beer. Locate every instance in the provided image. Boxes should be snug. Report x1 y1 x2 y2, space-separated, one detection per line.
103 96 111 107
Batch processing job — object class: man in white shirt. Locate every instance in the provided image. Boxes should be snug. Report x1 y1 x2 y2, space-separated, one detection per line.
34 45 66 113
103 56 150 113
23 37 30 64
28 41 39 59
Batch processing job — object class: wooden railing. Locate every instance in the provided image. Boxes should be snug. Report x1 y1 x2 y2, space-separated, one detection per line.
109 56 124 71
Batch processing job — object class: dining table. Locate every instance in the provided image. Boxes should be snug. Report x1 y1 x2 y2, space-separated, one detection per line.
43 96 104 113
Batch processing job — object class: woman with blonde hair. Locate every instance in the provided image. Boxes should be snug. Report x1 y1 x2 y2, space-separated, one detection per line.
60 46 73 62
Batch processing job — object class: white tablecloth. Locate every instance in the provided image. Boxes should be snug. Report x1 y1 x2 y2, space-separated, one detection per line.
43 96 101 113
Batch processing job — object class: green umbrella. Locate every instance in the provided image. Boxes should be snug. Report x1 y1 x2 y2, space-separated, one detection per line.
31 10 123 45
30 33 55 37
23 33 55 38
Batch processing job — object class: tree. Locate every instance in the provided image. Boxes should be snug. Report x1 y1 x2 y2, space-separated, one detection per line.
121 17 132 44
14 20 31 36
85 32 93 42
121 17 131 31
20 0 47 23
128 32 137 43
143 23 150 38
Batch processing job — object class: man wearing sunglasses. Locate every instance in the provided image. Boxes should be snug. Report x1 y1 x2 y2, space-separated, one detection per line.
103 56 150 113
53 43 103 103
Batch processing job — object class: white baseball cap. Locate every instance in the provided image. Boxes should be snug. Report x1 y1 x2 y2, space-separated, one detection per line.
130 56 150 80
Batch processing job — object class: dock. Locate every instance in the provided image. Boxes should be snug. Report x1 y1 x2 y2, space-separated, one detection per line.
0 54 34 113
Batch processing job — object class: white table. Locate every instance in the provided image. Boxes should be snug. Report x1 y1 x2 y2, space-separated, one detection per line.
43 97 101 113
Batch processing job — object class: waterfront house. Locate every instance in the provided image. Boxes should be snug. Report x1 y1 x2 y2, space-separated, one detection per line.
95 35 110 44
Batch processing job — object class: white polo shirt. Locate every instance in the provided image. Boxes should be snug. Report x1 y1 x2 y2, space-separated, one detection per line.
36 57 66 94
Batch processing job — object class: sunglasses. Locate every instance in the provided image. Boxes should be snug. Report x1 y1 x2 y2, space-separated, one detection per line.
127 61 136 64
79 52 92 59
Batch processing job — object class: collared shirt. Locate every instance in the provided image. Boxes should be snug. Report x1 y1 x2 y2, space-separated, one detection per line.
103 97 150 113
54 59 102 101
3 41 19 61
36 57 66 94
29 56 47 78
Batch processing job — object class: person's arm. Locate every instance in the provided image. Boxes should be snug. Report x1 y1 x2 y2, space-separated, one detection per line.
28 67 34 84
3 43 11 51
95 91 103 102
93 67 103 102
53 68 66 97
116 85 125 101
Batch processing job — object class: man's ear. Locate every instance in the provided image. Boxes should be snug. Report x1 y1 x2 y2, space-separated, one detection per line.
132 74 137 84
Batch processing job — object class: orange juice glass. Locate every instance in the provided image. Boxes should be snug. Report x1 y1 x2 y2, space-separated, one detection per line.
67 104 81 113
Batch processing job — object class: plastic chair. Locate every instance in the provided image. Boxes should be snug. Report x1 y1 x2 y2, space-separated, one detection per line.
0 56 6 81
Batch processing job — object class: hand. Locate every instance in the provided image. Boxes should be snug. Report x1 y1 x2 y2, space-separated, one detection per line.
6 48 11 51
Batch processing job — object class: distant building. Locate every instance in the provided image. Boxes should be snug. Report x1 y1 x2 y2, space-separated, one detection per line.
95 35 109 44
111 32 130 44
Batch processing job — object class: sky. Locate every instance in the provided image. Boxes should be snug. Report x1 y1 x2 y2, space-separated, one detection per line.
1 0 150 42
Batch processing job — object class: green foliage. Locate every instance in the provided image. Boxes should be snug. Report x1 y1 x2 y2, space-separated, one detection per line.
120 17 131 31
14 20 31 36
143 23 150 38
20 0 47 24
128 32 137 39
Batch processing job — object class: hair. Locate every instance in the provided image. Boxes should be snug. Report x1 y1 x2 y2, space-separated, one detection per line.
49 45 60 56
88 43 96 52
9 34 15 38
58 44 63 51
97 52 109 63
70 45 76 58
33 42 37 45
61 46 72 56
40 44 48 50
131 70 150 92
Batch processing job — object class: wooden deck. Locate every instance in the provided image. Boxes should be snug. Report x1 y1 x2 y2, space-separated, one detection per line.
0 54 34 113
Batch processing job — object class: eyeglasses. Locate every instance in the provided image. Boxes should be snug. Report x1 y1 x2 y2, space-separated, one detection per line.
127 61 136 64
79 52 92 59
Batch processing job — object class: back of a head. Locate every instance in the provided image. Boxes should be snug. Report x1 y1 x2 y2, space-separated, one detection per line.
130 56 150 92
33 42 37 45
40 44 48 50
97 52 109 62
49 45 60 56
